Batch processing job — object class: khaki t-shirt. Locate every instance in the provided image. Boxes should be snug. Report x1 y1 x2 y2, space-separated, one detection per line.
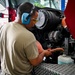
0 22 39 75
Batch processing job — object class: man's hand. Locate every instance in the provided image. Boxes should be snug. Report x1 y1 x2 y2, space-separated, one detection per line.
44 47 64 57
43 48 52 57
50 48 64 53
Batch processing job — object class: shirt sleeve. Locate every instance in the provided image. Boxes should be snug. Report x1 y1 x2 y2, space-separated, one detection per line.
25 41 39 60
14 30 39 60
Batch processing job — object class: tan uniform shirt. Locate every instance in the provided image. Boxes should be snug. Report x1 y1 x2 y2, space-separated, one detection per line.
0 22 39 75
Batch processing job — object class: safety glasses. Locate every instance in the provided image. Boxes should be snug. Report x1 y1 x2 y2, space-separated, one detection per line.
31 18 38 23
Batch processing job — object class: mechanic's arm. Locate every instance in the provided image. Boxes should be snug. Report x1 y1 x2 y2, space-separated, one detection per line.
29 41 64 66
29 48 52 66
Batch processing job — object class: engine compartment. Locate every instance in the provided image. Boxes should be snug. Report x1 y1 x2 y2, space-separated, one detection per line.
30 7 75 64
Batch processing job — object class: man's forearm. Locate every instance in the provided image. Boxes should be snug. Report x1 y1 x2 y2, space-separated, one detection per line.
30 51 45 66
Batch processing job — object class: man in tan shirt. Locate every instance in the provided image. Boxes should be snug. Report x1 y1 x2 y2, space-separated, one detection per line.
0 2 63 75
